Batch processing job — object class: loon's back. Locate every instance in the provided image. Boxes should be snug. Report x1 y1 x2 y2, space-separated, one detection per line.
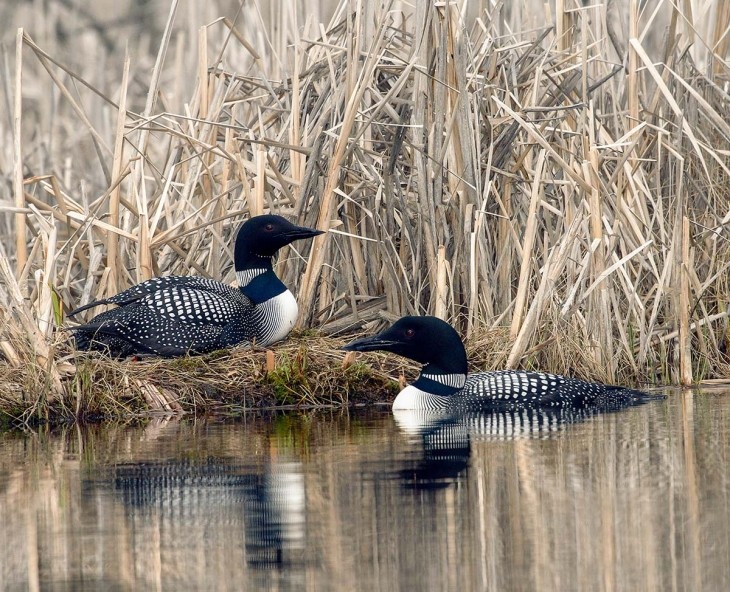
457 370 653 412
71 276 256 357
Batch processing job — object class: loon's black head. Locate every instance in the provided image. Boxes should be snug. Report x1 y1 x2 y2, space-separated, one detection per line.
234 215 323 269
342 316 468 375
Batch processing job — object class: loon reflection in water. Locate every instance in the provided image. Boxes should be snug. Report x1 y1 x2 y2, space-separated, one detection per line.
85 406 643 558
393 406 622 490
103 458 306 566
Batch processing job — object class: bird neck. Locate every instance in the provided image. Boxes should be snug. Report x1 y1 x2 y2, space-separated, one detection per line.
236 256 287 306
412 363 466 397
238 267 287 305
236 253 274 287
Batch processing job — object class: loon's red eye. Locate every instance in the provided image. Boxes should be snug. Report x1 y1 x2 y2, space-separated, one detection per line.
405 328 415 338
265 223 274 231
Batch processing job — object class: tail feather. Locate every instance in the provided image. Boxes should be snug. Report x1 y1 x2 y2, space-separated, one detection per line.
612 385 664 400
68 298 113 317
600 385 665 409
72 324 138 357
70 306 138 356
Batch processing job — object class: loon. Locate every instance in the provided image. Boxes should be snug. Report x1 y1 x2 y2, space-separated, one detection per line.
70 214 323 357
343 316 660 411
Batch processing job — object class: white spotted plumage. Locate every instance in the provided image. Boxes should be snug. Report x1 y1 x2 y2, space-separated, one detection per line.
74 276 297 356
344 316 657 412
70 215 322 357
394 369 649 412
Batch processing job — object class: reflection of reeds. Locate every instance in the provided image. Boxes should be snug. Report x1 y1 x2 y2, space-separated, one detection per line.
1 1 729 416
0 396 728 590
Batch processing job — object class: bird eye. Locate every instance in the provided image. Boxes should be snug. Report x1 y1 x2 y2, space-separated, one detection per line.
265 223 274 231
405 328 415 338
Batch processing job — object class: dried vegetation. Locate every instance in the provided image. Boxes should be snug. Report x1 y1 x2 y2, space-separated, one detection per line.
0 0 729 423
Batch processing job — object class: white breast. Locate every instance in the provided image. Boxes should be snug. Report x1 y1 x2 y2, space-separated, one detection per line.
255 289 299 346
392 385 450 411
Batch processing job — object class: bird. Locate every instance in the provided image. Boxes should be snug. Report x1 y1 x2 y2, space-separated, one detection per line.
69 214 323 357
342 315 661 412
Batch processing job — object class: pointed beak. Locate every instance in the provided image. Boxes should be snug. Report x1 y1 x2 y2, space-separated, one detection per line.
341 334 399 353
283 225 325 241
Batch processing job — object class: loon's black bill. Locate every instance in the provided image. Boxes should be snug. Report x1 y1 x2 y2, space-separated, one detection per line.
341 335 399 353
284 226 325 241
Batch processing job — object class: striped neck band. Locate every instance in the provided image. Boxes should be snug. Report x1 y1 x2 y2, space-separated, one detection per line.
421 373 467 389
236 267 269 288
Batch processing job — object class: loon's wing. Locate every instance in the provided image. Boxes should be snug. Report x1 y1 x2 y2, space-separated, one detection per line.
521 372 660 408
461 370 556 410
142 285 252 328
462 370 659 410
72 305 143 356
73 305 232 357
71 283 255 356
68 276 231 317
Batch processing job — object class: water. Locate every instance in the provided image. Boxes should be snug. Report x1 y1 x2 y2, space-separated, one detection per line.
0 391 728 592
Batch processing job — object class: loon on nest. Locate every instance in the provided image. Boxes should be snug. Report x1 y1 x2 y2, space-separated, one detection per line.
343 316 660 411
69 214 323 357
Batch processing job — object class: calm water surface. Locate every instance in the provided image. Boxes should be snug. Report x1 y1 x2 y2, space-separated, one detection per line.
1 390 729 591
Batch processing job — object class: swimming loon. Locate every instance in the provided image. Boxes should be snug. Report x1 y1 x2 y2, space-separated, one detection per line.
342 316 659 411
70 214 323 357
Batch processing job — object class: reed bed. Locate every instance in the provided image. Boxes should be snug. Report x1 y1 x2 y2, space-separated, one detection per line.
0 332 407 425
0 0 729 422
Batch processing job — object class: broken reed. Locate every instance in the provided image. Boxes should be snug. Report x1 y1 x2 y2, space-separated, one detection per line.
0 0 729 418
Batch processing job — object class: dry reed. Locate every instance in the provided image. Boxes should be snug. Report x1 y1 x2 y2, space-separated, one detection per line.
0 0 729 422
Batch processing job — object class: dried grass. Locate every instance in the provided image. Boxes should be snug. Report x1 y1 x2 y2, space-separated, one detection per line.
1 0 730 422
0 331 409 425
